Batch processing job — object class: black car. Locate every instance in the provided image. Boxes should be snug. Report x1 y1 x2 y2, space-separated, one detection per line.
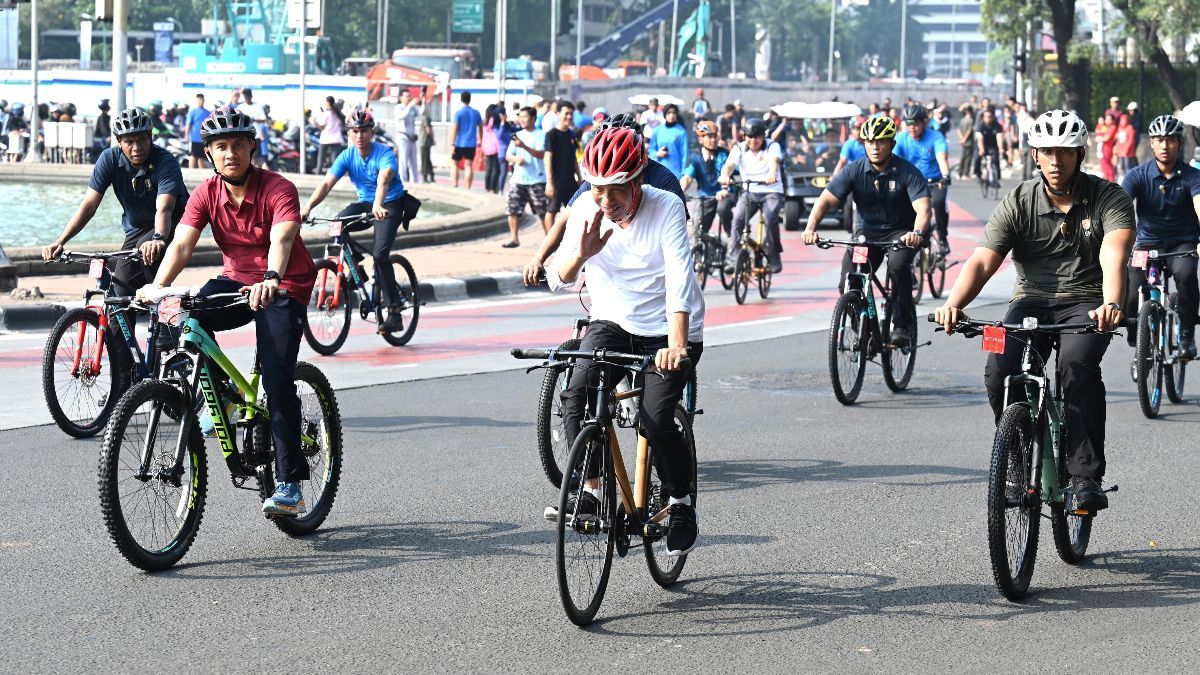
782 138 854 232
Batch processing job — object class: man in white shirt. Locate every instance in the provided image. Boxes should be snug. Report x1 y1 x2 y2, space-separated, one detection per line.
547 125 704 557
394 89 421 184
719 118 786 273
639 98 665 137
504 106 548 248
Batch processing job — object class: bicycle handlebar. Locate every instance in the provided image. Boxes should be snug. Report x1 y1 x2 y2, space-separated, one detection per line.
50 249 139 264
511 347 687 372
1131 250 1198 263
816 237 909 251
306 213 372 225
924 314 1133 336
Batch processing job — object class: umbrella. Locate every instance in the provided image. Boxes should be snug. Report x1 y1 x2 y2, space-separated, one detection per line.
1178 101 1200 128
770 102 811 118
771 101 861 119
627 93 685 107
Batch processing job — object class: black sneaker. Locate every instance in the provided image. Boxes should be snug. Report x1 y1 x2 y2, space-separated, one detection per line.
379 306 404 333
768 252 783 274
1066 476 1109 512
938 239 951 258
889 326 912 348
1181 335 1197 360
666 502 699 556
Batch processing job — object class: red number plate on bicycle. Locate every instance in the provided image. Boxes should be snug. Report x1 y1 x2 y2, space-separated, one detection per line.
158 296 183 326
982 325 1007 354
852 247 869 264
89 259 105 279
1131 250 1149 269
327 222 343 237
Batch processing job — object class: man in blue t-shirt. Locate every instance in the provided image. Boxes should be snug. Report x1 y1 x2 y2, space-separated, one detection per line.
184 93 211 169
449 91 484 189
894 104 952 255
301 109 410 332
832 119 866 177
42 107 187 295
682 120 733 238
1121 115 1200 355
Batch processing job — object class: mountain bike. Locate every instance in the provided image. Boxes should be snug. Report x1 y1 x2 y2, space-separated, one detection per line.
99 288 343 571
817 237 927 405
534 317 700 488
931 315 1123 601
910 233 957 304
513 346 697 626
730 180 773 305
303 213 421 354
41 249 167 438
1129 248 1193 417
690 197 733 291
979 150 1001 199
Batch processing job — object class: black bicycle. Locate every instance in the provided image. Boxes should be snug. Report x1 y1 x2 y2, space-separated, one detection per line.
690 198 733 291
1129 248 1192 417
817 237 926 404
304 213 421 354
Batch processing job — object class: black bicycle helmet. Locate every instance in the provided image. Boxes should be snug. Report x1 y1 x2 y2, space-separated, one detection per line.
902 104 928 122
1148 114 1185 138
743 118 767 138
599 112 642 135
200 107 257 142
112 107 153 137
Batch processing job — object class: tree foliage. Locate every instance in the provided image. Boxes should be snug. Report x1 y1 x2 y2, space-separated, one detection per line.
1108 0 1200 112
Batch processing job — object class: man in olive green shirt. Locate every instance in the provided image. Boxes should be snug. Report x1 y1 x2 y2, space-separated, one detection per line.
934 110 1134 512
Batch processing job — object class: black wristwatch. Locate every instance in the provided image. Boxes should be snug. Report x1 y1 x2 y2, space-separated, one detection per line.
151 232 165 241
263 270 281 283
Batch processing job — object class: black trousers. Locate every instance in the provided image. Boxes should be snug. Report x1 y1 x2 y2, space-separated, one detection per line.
484 154 501 193
560 320 703 500
929 182 949 241
1124 241 1199 334
337 200 404 307
420 144 435 182
839 228 917 330
958 142 976 179
196 276 310 483
694 195 734 238
983 298 1112 479
111 226 174 297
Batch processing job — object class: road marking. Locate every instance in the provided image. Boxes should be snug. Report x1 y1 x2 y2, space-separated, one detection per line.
706 316 795 331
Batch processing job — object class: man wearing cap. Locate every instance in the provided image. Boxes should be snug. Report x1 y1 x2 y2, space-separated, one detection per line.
692 88 712 121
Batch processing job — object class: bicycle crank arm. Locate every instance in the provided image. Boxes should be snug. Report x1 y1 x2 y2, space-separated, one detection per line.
1104 485 1119 493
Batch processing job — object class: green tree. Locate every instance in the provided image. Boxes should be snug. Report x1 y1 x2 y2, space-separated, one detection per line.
1109 0 1200 112
980 0 1086 115
846 0 927 78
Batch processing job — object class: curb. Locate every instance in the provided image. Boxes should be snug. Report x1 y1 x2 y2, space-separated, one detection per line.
0 271 548 333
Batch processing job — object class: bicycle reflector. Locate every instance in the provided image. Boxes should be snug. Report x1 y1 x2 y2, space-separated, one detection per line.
158 297 184 326
982 325 1006 354
327 222 343 237
1131 250 1149 269
89 259 105 279
852 247 869 264
1022 317 1039 330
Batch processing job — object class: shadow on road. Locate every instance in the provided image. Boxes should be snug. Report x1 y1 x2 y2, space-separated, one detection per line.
698 458 986 493
341 415 527 434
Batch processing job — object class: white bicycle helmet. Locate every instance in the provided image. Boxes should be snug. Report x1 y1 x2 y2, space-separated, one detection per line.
1026 109 1089 148
1148 115 1185 138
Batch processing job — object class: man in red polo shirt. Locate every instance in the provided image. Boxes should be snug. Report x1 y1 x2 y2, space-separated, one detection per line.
142 107 317 517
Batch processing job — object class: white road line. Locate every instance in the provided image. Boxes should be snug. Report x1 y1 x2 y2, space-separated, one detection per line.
706 316 796 331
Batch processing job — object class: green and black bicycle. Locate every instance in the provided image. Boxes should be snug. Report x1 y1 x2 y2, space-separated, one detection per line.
99 288 343 571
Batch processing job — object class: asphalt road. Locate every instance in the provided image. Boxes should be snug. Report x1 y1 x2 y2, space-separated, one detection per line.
5 179 1200 671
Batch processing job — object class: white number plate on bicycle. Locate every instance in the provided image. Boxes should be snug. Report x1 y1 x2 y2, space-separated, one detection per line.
327 222 343 237
982 326 1006 354
158 296 183 326
89 259 106 279
1131 250 1149 269
852 247 869 264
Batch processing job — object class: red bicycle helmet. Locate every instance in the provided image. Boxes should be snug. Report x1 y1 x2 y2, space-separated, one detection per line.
347 109 375 129
581 127 647 186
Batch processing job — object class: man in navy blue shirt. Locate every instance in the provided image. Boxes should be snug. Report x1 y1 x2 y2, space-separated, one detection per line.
894 104 952 256
42 107 187 295
1121 115 1200 356
803 116 932 346
301 109 409 332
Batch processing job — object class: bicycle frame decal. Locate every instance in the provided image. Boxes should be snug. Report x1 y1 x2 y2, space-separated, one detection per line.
197 363 236 457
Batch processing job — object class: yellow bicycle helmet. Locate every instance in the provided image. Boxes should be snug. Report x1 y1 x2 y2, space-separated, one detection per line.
860 116 898 141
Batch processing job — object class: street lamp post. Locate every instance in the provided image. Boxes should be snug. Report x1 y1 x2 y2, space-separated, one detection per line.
899 0 907 79
730 0 736 76
299 0 307 175
827 0 835 83
575 0 583 75
550 0 558 79
25 0 41 162
113 0 128 112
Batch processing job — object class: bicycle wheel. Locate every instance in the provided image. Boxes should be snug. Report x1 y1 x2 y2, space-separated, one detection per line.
927 249 947 299
910 247 925 304
828 291 867 405
257 362 344 536
537 337 582 488
98 380 207 571
378 254 421 346
556 424 617 626
1166 293 1186 403
1051 453 1093 564
718 245 733 290
1135 303 1163 419
42 308 129 438
733 249 750 305
691 243 709 290
756 250 772 299
988 403 1041 601
645 405 696 587
882 303 917 392
304 259 351 356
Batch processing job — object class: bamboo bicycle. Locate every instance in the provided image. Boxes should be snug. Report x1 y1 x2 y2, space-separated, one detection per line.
514 346 697 626
730 180 773 305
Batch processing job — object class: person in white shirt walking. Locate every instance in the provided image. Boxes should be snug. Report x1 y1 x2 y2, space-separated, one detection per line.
639 98 665 137
394 89 421 184
547 125 705 557
719 118 786 273
504 106 548 247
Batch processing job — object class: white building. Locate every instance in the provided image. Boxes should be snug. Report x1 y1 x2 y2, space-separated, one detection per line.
912 0 992 79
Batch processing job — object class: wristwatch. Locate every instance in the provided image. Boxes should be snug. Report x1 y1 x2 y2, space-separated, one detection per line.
151 232 165 241
263 270 281 283
1107 302 1122 311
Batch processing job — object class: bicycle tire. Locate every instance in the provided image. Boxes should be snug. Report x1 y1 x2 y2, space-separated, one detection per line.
828 291 867 405
378 254 421 346
1135 304 1163 419
928 250 947 299
98 379 207 571
756 250 771 299
645 405 696 587
988 403 1040 601
536 337 582 488
882 303 917 392
42 307 130 438
304 259 352 355
257 362 344 536
556 424 617 626
718 247 733 290
692 243 709 290
733 249 750 305
1166 292 1186 403
1051 453 1093 564
911 247 925 305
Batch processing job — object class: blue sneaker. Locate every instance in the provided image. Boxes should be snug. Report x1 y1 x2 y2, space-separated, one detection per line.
198 407 215 437
262 481 305 517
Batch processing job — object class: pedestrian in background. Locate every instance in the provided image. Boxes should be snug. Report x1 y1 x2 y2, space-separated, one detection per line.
449 91 483 189
493 106 516 193
316 96 345 174
395 89 421 184
184 93 211 169
1114 114 1138 180
418 104 435 183
957 105 976 179
1095 112 1117 182
483 103 501 194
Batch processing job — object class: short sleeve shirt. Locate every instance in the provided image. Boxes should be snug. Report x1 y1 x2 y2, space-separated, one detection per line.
186 106 211 143
682 149 729 198
329 142 405 204
893 128 947 180
839 139 865 162
1122 159 1200 247
508 129 547 185
826 155 929 234
180 169 317 304
453 105 483 147
544 128 580 189
727 141 784 194
981 173 1135 301
88 145 188 235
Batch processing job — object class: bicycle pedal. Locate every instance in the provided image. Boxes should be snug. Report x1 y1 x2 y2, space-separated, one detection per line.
1103 484 1119 493
643 522 667 538
693 408 704 415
